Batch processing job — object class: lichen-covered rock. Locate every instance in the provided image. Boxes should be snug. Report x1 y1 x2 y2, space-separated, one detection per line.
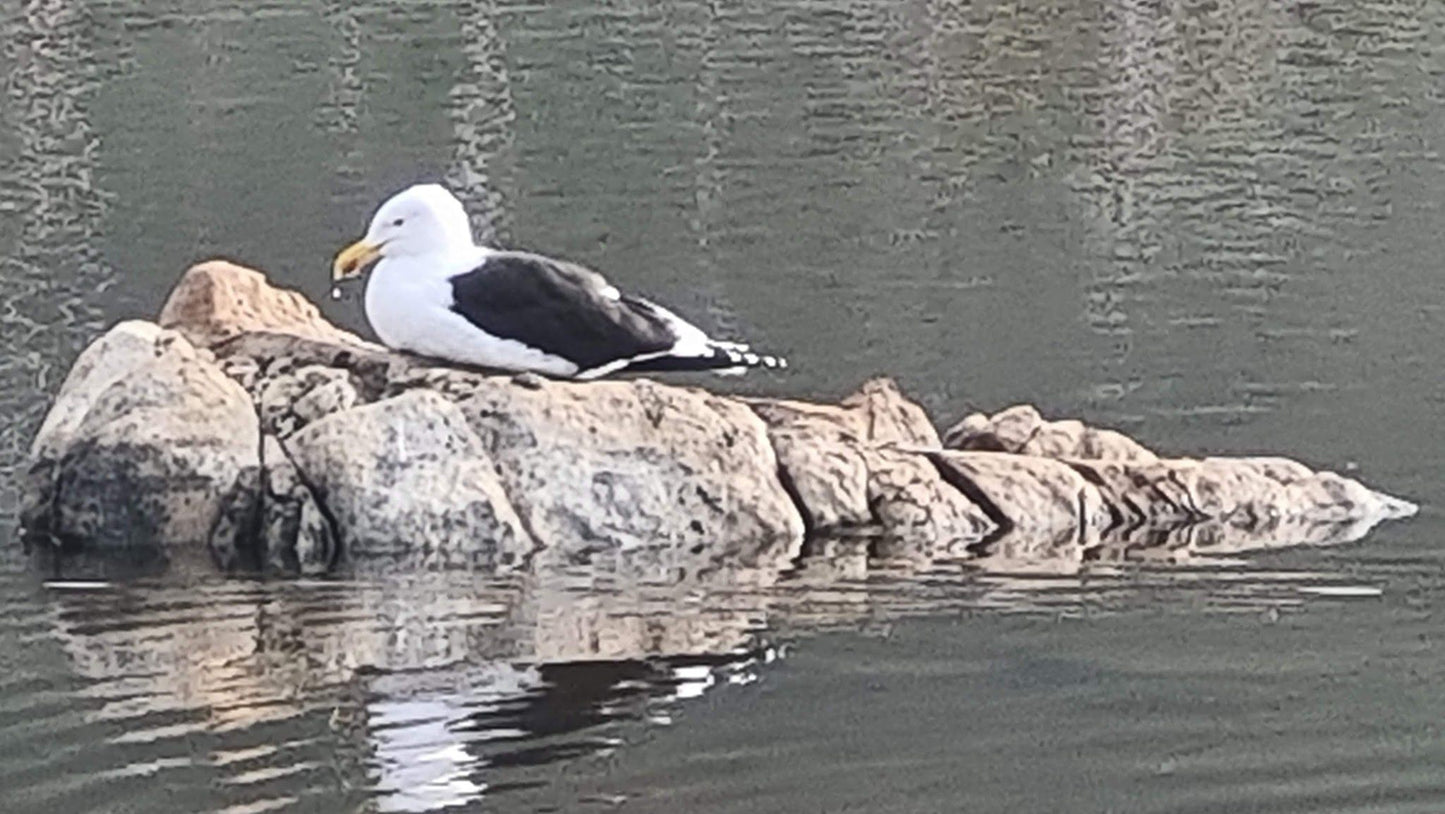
945 403 1157 462
257 365 359 439
159 260 371 349
22 321 260 562
458 377 805 569
286 390 535 570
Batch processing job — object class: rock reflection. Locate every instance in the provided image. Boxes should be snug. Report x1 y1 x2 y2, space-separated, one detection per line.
40 560 782 811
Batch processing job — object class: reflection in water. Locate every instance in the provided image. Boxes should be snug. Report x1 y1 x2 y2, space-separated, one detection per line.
364 666 538 812
1068 0 1421 425
34 566 783 812
444 0 516 247
318 0 364 188
21 501 1395 812
0 0 112 514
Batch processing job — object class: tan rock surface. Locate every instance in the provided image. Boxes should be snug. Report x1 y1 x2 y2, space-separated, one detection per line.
931 450 1113 542
159 260 373 349
946 403 1158 462
287 390 536 570
458 377 805 570
748 379 992 548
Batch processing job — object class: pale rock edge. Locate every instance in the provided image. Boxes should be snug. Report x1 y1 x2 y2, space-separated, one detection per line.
18 261 1419 576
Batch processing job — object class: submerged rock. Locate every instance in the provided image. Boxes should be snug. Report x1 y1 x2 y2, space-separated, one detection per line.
20 261 1418 578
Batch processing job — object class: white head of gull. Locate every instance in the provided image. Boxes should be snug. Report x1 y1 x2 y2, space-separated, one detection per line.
332 184 787 379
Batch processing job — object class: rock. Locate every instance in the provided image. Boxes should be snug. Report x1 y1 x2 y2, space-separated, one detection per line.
945 403 1157 462
286 390 535 570
212 330 409 404
22 322 260 563
22 261 1419 581
866 449 997 553
749 379 992 549
28 321 197 464
1068 455 1417 531
159 260 373 349
930 450 1113 545
458 377 805 570
836 378 942 448
747 399 875 531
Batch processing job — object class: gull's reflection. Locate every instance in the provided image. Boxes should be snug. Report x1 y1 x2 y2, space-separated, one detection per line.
364 666 537 813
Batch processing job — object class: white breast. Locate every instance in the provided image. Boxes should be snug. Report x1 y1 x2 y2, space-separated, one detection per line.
364 254 581 377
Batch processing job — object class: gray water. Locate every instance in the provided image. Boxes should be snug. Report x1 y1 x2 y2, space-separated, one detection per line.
3 1 1445 811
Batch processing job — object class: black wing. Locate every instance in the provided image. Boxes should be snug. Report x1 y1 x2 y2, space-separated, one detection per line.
448 251 679 371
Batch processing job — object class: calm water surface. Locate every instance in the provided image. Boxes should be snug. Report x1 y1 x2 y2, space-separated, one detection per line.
3 1 1445 812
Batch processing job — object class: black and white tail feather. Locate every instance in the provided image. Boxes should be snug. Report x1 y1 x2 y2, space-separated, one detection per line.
585 337 789 378
572 294 787 379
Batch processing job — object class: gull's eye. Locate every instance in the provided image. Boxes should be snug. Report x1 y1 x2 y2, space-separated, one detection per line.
392 218 405 227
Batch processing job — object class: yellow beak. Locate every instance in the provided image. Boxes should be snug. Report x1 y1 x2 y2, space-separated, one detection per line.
332 239 382 282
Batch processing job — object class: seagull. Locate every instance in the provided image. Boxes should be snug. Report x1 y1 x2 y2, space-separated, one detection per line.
331 184 787 379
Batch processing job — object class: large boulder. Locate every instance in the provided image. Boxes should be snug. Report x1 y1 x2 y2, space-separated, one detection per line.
286 390 535 570
457 377 805 571
22 321 260 564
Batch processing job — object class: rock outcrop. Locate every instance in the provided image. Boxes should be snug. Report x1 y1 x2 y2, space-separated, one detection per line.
22 321 261 566
20 262 1418 578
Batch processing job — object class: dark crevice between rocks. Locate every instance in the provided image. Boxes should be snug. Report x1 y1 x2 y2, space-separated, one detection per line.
743 405 818 568
1017 423 1045 455
1163 469 1208 521
773 460 816 541
1074 489 1090 546
922 451 1014 553
1064 462 1128 532
272 438 343 572
207 466 264 572
200 404 269 572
